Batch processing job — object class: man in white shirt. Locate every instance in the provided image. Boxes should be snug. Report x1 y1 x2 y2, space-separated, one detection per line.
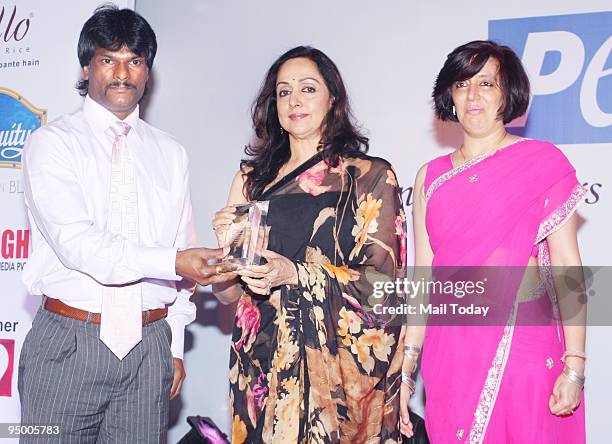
18 5 234 442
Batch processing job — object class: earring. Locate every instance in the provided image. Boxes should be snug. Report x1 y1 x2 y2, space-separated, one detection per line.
452 105 456 117
280 127 284 135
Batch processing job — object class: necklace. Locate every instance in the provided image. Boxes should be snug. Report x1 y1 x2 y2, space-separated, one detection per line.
458 131 508 164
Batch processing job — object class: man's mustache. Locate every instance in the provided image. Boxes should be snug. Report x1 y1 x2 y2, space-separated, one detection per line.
105 82 136 92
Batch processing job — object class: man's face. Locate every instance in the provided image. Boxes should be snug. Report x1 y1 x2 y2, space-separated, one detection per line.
83 46 149 119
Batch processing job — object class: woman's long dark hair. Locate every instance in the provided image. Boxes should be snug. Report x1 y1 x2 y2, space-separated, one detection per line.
241 46 368 200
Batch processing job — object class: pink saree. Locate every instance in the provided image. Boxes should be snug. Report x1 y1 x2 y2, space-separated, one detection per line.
421 139 586 443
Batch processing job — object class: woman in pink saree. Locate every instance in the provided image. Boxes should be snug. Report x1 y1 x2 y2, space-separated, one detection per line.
400 41 587 443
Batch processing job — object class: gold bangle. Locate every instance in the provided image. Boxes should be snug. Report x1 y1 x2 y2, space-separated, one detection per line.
561 350 587 363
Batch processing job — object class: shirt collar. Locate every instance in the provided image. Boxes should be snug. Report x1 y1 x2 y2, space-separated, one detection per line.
83 95 144 143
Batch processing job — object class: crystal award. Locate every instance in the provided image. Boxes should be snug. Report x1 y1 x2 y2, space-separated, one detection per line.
209 200 269 267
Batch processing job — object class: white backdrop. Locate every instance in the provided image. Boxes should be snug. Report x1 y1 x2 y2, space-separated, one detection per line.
0 0 132 441
134 1 611 442
1 1 610 443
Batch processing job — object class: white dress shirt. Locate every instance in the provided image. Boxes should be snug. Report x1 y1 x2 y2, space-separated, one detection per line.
22 95 196 358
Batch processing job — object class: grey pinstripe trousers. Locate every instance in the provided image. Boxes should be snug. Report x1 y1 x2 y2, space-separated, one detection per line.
18 306 174 443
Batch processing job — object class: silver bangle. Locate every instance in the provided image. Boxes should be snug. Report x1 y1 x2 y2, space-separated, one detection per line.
401 373 416 393
404 355 419 375
404 345 422 354
404 345 420 375
562 365 585 389
404 350 419 359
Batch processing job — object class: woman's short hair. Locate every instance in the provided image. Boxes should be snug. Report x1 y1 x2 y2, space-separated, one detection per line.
76 4 157 96
242 46 368 200
432 40 530 124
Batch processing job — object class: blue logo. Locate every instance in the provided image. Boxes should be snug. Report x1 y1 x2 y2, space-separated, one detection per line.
489 12 612 144
0 88 46 169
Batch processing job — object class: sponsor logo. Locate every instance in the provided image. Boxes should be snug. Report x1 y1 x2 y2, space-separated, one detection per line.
0 320 19 333
399 181 601 207
489 11 612 144
0 5 31 43
0 339 15 397
0 178 23 194
583 181 602 205
0 5 38 68
0 87 46 168
1 228 28 271
401 186 414 207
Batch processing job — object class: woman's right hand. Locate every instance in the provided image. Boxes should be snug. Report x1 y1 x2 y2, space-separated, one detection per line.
212 205 237 247
399 354 417 438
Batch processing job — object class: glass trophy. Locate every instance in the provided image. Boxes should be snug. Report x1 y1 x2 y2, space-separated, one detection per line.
208 201 269 268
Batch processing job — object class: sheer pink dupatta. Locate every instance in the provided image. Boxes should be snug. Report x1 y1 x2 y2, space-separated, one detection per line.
420 139 586 443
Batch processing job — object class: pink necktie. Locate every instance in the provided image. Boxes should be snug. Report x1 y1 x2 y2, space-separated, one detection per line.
100 122 142 359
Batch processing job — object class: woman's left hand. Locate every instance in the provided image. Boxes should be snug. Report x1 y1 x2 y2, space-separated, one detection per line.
237 250 298 295
549 371 582 416
399 354 418 438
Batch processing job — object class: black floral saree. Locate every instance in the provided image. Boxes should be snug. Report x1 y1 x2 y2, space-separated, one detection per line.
229 151 406 444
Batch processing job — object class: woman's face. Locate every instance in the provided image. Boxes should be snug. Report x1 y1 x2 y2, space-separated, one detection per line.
451 57 505 137
276 57 333 142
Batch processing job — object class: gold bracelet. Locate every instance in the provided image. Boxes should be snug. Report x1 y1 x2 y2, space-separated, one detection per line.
561 350 587 363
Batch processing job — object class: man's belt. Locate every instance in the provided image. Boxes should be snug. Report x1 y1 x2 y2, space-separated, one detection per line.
43 297 168 325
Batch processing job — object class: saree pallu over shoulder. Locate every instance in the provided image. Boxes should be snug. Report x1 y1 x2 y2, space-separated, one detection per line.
424 139 579 264
425 138 526 203
421 139 587 443
535 182 587 245
229 152 407 444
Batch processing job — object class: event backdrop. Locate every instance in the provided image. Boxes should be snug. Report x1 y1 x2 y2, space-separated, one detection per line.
0 1 132 441
134 0 611 442
1 0 610 443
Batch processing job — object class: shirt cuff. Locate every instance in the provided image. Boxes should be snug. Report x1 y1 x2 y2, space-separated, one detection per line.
167 314 189 359
134 246 179 281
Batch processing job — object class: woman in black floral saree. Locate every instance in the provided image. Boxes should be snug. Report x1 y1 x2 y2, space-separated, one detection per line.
212 46 406 444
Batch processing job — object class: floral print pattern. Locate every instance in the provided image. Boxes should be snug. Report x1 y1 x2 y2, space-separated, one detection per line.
296 159 333 196
229 152 406 443
395 210 407 269
349 192 383 260
234 297 261 352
